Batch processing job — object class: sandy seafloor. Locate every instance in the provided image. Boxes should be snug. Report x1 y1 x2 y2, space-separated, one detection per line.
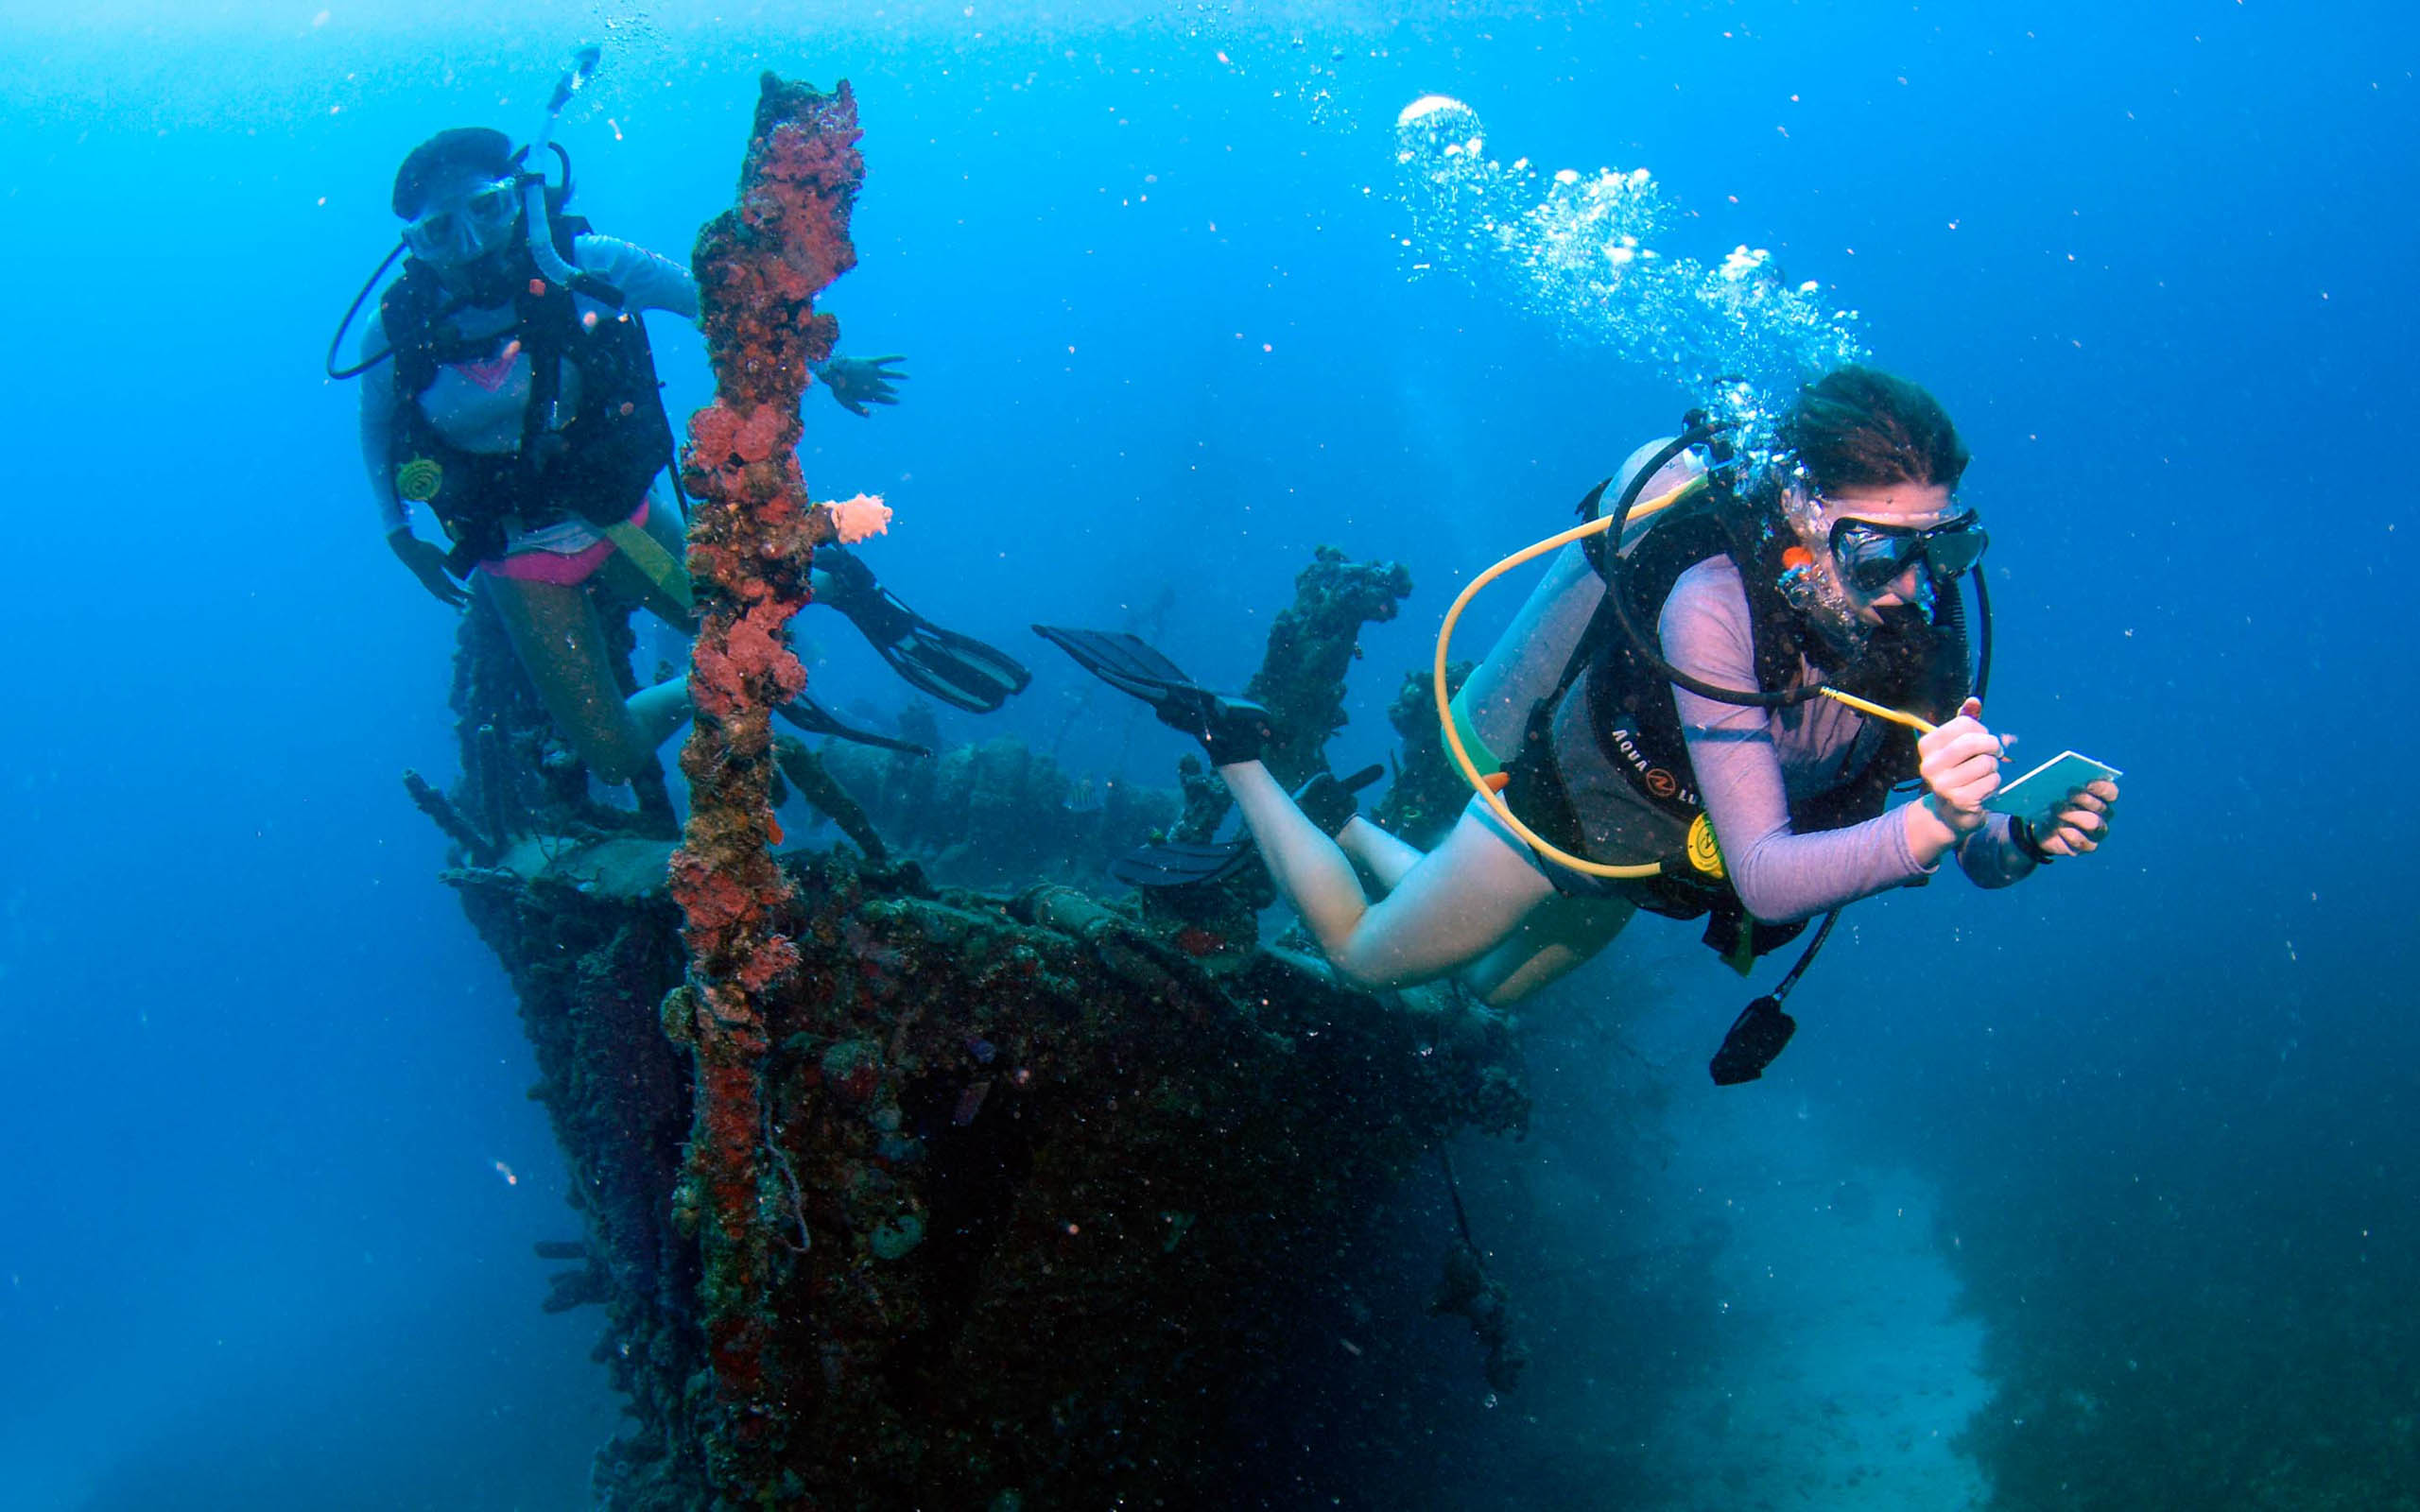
1638 1104 1991 1510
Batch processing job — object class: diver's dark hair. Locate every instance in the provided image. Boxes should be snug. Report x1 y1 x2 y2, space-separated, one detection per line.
1779 365 1970 496
391 127 516 218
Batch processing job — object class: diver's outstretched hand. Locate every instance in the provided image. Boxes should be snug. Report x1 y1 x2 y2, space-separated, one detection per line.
1915 696 2005 836
816 354 909 417
2035 780 2118 859
389 528 469 608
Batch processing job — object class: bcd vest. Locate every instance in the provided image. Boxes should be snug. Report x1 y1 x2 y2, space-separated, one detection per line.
1501 477 1975 966
379 215 677 574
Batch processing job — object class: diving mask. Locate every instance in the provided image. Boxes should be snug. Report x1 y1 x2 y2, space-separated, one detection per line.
1826 508 1988 594
401 179 521 266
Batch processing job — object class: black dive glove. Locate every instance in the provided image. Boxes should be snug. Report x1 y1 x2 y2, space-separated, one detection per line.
389 528 469 607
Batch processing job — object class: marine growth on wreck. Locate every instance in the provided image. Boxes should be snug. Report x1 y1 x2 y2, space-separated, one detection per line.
406 73 1530 1511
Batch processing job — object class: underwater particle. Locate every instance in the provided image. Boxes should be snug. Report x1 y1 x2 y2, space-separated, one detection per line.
493 1160 519 1186
869 1212 925 1260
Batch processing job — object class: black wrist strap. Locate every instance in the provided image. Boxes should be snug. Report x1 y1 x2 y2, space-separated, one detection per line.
2011 816 2055 866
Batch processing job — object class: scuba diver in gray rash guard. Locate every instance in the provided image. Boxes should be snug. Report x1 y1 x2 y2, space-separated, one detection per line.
1040 368 2118 1074
331 118 1029 786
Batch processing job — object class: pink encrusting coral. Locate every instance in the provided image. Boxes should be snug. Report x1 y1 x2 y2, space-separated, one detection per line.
820 490 891 544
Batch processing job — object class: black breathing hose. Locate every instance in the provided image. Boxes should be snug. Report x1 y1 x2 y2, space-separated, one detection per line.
1599 421 1827 712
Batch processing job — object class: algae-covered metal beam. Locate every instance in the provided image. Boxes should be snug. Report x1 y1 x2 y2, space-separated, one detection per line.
666 72 863 1498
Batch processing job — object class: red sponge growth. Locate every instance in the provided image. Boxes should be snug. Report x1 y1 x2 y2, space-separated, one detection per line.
665 75 866 1504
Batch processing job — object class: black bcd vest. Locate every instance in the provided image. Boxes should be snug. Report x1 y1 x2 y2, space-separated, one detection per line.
379 215 677 574
1503 475 1975 963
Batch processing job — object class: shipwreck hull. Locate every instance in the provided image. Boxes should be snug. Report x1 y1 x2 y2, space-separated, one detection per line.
446 839 1524 1509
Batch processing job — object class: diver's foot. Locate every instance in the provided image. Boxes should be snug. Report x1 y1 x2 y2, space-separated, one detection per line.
1032 625 1276 766
1292 764 1386 836
1158 687 1275 767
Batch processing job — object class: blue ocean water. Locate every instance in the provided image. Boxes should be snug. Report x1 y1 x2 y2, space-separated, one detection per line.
1 1 2413 1506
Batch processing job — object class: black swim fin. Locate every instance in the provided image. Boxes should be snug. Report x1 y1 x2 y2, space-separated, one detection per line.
776 693 934 756
1106 765 1386 890
1108 838 1257 890
817 545 1033 714
1031 625 1274 765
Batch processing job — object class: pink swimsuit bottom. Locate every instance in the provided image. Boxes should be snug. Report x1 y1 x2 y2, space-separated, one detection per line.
475 499 650 586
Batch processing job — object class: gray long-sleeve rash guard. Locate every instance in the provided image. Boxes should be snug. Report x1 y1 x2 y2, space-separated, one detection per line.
357 234 699 545
1660 557 2034 922
1459 534 2032 925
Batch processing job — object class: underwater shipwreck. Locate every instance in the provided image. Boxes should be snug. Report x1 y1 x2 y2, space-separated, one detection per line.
406 75 1530 1509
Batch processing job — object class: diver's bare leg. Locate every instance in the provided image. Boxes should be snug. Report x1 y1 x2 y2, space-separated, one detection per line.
1337 816 1424 890
486 572 690 784
1222 762 1562 991
1219 760 1371 942
1461 893 1636 1003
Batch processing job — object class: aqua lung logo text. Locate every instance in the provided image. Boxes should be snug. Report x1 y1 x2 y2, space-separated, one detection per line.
1609 724 1700 810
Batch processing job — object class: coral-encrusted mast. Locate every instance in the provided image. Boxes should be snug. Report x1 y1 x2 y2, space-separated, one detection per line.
667 72 862 1499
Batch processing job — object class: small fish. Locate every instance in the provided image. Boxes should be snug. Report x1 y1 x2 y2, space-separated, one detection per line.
767 813 786 845
492 1160 519 1187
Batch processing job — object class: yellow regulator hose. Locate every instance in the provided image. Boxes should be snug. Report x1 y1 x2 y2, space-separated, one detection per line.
1432 479 1938 881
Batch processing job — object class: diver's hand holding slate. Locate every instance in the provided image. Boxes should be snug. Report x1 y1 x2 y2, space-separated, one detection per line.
2002 767 2120 859
1986 751 2122 831
1914 696 2008 837
1915 699 2121 862
2043 783 2117 856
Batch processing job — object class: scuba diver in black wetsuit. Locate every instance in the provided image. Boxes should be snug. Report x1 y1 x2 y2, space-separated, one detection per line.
330 96 1028 787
